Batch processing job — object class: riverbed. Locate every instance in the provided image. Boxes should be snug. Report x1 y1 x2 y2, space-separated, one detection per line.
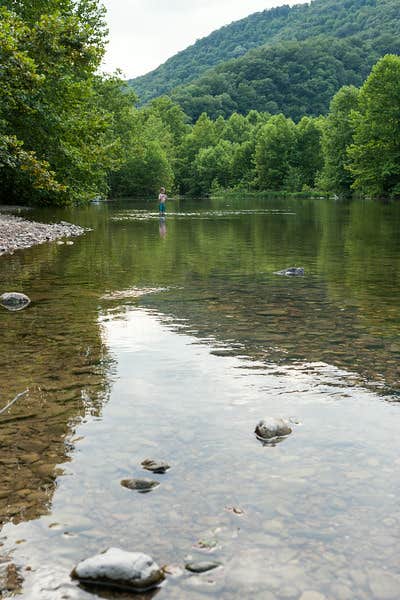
0 196 399 599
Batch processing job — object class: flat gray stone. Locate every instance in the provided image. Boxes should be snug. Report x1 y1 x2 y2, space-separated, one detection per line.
185 561 221 573
71 547 164 592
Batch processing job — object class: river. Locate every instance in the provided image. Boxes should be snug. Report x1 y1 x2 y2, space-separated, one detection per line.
0 196 399 599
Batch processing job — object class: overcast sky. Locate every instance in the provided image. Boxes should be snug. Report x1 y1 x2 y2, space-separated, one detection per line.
101 0 309 79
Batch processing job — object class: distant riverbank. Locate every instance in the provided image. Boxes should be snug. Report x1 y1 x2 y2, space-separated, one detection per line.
0 213 87 256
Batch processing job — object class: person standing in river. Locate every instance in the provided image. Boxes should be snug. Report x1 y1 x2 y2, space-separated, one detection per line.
158 187 167 215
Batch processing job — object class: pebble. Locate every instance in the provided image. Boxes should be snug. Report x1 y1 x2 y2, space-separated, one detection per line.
120 478 160 493
141 459 170 474
329 583 354 600
280 585 299 598
349 569 367 586
0 214 87 256
368 570 400 599
255 417 292 440
185 561 221 573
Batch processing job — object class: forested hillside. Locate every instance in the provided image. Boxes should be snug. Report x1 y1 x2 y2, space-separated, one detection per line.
2 0 399 204
171 35 400 121
129 0 400 106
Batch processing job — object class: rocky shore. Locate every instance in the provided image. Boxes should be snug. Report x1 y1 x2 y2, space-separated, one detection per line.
0 214 87 256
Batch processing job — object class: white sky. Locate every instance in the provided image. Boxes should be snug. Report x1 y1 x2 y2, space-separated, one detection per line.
101 0 309 79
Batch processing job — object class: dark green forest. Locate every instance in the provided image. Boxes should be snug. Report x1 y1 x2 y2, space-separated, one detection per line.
129 0 400 111
170 35 400 121
1 0 400 204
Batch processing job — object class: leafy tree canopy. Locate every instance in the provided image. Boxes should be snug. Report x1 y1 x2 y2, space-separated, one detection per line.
347 55 400 198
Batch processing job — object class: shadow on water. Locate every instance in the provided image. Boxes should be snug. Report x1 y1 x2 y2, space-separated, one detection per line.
0 195 399 598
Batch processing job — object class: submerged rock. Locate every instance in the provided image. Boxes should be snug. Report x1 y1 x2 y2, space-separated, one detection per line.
255 417 292 440
274 267 305 276
185 561 221 574
121 478 160 493
71 547 165 592
0 562 24 593
141 459 170 474
0 292 31 311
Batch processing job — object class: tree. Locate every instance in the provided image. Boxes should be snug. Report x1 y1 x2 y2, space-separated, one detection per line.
347 55 400 198
175 113 219 194
146 96 190 147
108 108 174 198
295 116 324 189
0 2 121 205
254 114 297 190
221 113 251 143
194 140 236 194
319 85 359 194
0 8 64 198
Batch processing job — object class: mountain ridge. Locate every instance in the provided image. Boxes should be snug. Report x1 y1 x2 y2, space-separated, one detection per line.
128 0 399 109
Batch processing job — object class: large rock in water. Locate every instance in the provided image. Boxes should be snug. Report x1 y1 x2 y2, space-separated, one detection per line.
274 267 305 276
255 417 292 440
71 548 165 592
0 292 30 311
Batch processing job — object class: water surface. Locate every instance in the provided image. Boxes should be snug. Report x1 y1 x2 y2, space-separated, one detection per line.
0 196 399 599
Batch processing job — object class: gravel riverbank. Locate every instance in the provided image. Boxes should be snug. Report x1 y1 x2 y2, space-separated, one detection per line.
0 214 87 256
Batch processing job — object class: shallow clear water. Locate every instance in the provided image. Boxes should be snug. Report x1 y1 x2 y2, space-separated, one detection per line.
0 196 399 599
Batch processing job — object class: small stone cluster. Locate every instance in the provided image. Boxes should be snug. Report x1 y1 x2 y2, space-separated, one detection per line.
0 214 87 256
71 416 295 594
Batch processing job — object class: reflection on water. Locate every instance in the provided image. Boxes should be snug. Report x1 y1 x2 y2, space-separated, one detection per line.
0 196 399 598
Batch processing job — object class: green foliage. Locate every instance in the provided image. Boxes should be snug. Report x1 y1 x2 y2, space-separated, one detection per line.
0 1 123 205
194 140 237 194
147 96 190 146
347 55 400 198
107 95 189 197
255 115 297 191
108 107 175 198
129 0 400 109
318 86 360 194
2 1 398 204
0 134 66 196
295 116 324 189
170 35 397 122
175 113 219 195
